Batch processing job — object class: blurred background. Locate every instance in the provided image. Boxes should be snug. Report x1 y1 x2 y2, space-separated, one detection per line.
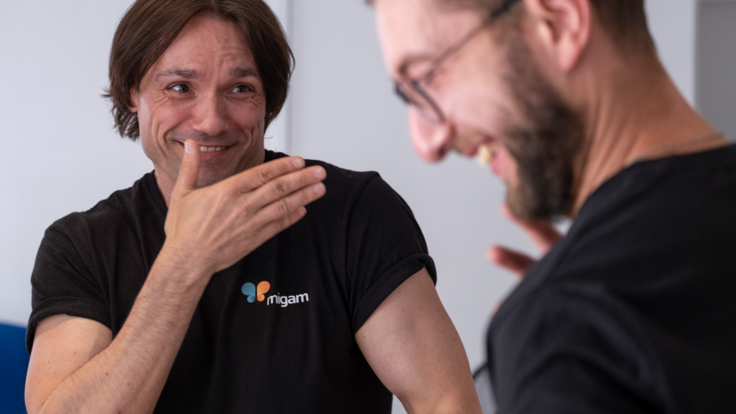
1 0 734 412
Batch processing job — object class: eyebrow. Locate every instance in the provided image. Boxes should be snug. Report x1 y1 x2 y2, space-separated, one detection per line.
154 68 199 83
153 67 259 83
230 67 259 79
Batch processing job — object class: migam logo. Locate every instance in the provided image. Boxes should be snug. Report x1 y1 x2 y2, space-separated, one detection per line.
241 281 270 303
241 281 310 308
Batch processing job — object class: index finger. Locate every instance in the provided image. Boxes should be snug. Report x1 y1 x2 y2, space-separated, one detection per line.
229 156 306 193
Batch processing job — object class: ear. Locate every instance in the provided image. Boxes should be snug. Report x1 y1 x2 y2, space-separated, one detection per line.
128 89 140 114
524 0 591 72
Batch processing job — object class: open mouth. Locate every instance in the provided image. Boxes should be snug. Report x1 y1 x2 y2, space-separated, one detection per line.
175 141 232 154
476 142 501 167
199 146 227 153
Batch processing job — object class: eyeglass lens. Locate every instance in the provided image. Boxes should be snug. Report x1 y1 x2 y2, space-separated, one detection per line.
395 81 444 124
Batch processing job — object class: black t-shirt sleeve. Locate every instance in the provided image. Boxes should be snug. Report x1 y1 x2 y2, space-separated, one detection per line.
488 286 666 414
26 216 111 353
345 175 436 334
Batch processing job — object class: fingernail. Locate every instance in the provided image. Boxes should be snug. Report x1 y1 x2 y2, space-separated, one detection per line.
314 183 325 194
185 141 193 153
314 168 325 179
293 157 304 168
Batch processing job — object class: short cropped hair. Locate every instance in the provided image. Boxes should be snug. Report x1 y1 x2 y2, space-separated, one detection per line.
368 0 656 56
105 0 293 140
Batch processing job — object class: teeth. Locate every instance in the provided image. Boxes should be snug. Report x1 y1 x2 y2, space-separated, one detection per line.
476 143 496 167
199 146 226 152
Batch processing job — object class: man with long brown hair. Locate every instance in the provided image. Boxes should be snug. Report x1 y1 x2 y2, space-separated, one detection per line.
372 0 736 412
24 1 482 412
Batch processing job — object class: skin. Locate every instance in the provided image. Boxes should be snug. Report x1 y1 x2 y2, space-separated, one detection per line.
131 14 269 200
373 0 727 274
26 14 479 414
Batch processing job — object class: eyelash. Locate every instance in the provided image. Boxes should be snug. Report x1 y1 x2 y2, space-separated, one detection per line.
233 85 253 93
169 83 191 94
167 84 254 94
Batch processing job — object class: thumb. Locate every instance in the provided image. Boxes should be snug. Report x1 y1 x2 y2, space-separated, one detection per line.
173 140 200 198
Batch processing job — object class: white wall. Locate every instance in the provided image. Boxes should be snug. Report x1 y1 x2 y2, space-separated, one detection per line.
0 1 153 324
696 0 736 141
646 0 697 104
0 1 700 412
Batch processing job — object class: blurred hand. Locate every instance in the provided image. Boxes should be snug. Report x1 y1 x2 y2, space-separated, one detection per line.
162 139 327 279
487 204 561 279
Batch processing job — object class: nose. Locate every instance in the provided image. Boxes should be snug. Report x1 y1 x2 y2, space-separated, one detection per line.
408 107 454 162
192 93 229 137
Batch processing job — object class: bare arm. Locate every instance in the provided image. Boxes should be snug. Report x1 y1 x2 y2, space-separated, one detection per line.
25 140 327 414
356 269 482 414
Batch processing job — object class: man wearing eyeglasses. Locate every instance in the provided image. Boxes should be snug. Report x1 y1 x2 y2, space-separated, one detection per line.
371 0 736 412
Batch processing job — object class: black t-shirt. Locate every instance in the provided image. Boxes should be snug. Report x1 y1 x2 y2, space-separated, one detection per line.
28 151 436 413
488 145 736 413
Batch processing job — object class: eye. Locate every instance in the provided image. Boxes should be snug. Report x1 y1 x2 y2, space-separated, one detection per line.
170 83 191 93
232 84 253 94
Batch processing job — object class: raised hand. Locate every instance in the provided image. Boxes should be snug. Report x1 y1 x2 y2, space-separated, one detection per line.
162 139 327 278
487 204 561 278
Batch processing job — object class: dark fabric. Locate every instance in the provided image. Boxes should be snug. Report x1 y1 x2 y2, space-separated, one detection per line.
487 145 736 414
28 151 436 414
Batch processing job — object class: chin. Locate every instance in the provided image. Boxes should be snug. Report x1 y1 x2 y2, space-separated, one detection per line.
196 170 231 189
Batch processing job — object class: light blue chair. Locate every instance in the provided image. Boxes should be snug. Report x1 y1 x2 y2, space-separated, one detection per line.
0 323 29 414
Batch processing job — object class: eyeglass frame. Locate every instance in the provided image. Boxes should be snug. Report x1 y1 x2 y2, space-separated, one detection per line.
393 0 522 124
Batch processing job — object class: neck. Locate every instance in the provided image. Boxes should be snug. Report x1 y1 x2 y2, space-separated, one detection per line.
155 169 175 207
569 54 723 217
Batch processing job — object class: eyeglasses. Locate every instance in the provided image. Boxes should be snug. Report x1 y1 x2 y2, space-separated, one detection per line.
394 0 522 124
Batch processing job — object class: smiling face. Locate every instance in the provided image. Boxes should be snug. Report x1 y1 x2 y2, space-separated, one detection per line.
130 14 266 200
375 0 583 220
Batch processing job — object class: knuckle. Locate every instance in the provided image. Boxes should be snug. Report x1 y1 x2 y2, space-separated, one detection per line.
276 198 291 215
256 167 272 187
240 200 256 215
272 179 289 197
299 169 312 185
222 181 239 197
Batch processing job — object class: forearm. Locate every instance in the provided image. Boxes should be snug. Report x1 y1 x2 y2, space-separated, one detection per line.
37 252 210 414
406 392 482 414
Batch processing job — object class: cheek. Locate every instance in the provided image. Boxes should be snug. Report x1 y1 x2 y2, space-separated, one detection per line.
230 102 265 134
138 96 190 141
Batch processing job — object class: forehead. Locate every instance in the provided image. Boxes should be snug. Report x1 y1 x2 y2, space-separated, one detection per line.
151 15 256 76
374 0 483 77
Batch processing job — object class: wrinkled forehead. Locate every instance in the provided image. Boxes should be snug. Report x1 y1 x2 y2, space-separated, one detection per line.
374 0 483 78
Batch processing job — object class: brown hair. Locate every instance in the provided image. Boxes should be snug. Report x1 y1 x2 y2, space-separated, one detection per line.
105 0 293 140
369 0 656 55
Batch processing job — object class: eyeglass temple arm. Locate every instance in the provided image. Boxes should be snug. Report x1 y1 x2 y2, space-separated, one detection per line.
424 0 522 80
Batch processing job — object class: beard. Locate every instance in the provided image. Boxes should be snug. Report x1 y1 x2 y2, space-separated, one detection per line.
499 36 585 222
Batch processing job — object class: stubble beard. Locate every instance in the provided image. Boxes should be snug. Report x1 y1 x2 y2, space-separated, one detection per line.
500 36 585 222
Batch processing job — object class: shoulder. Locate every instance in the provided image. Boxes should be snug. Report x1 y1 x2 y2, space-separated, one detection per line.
491 284 652 355
307 158 382 199
267 150 384 204
286 154 409 219
489 284 670 412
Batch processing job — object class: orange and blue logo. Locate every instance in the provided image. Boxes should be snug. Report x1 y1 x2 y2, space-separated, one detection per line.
241 281 270 303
